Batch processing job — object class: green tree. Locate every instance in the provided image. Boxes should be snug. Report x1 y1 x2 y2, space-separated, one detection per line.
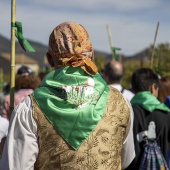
94 56 107 72
122 60 141 89
150 43 170 78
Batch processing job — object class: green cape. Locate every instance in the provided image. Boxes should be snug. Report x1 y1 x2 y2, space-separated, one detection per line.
33 66 108 149
131 91 170 112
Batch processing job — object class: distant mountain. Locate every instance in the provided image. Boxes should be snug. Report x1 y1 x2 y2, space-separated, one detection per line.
0 35 11 52
0 34 150 67
0 34 49 68
122 48 150 65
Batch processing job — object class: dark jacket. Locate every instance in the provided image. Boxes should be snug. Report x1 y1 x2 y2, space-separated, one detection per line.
126 104 170 170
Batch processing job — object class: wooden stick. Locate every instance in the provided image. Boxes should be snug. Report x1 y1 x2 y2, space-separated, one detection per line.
150 22 159 69
9 0 16 116
0 68 3 93
106 24 115 60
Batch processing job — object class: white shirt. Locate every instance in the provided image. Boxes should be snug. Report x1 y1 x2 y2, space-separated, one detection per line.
0 96 135 170
0 116 9 142
110 84 134 102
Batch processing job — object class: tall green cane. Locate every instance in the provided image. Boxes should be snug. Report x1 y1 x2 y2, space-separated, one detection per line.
0 68 3 94
150 22 159 69
10 0 36 117
106 24 121 61
107 24 115 60
9 0 16 116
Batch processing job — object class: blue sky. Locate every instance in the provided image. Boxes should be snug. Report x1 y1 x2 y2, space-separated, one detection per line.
0 0 170 56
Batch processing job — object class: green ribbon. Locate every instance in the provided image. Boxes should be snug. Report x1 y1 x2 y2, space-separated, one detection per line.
112 47 121 61
131 91 170 112
11 21 36 52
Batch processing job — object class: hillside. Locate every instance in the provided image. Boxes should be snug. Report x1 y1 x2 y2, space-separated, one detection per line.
0 34 150 68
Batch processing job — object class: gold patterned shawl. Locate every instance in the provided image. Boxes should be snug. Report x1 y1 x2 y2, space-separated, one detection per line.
30 86 130 170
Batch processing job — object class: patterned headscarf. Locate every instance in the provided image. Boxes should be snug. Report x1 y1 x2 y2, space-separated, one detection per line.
48 21 98 75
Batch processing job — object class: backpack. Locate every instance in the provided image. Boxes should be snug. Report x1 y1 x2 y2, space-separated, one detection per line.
133 104 169 170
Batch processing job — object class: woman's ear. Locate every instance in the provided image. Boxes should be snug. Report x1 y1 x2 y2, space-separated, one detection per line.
46 52 54 67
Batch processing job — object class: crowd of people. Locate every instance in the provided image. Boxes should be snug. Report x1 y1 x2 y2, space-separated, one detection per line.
0 21 170 170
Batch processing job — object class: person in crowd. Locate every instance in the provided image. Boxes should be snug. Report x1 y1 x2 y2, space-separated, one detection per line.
0 93 3 117
127 68 170 169
102 60 134 101
3 83 10 96
0 21 135 170
0 66 41 158
0 83 10 157
0 115 9 157
165 95 170 109
1 65 41 120
157 77 170 109
158 77 170 103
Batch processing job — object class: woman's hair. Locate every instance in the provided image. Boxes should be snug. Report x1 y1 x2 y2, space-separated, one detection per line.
15 75 41 91
157 77 170 103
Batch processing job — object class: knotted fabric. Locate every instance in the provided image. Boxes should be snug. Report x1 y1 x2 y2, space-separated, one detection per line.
48 21 98 75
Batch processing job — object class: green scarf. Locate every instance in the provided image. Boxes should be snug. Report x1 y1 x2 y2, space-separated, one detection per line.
33 66 108 150
131 91 170 112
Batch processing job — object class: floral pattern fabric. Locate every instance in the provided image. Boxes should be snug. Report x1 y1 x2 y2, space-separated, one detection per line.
31 86 130 170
